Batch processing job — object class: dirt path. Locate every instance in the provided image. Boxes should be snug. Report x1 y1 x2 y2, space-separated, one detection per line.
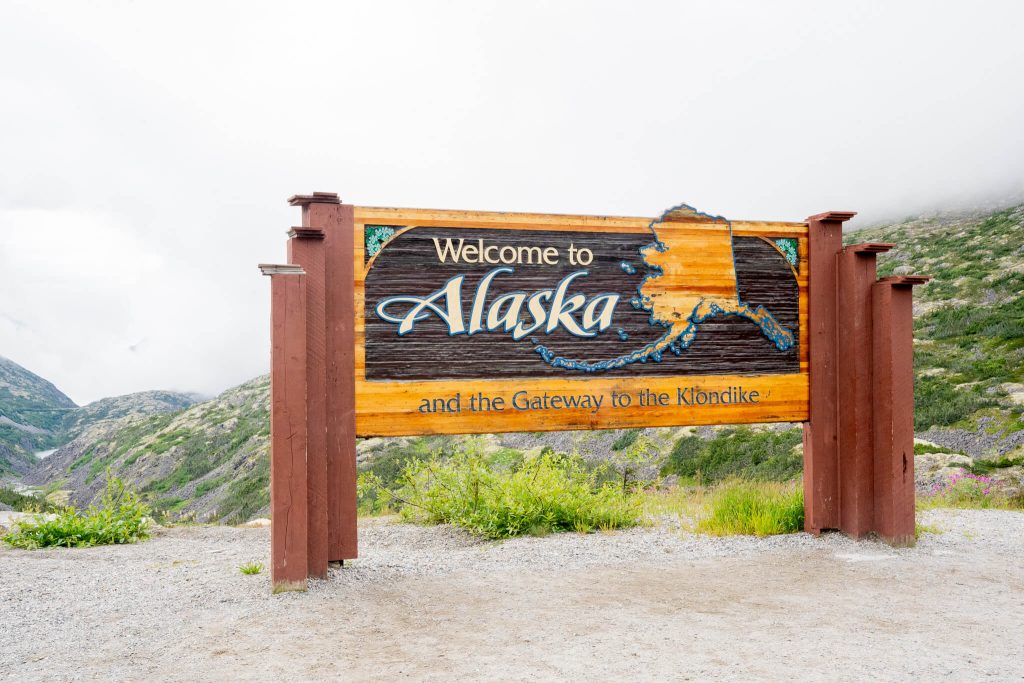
2 509 1023 681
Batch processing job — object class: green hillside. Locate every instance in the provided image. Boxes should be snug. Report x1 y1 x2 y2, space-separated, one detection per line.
846 204 1024 445
0 356 77 475
0 355 198 478
27 376 272 523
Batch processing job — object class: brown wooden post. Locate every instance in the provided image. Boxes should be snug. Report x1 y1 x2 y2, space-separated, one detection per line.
803 211 854 534
260 264 309 592
836 243 893 537
287 228 329 578
288 193 358 562
872 275 930 546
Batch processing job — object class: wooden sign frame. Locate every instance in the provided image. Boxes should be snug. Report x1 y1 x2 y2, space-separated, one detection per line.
353 206 810 436
260 192 928 592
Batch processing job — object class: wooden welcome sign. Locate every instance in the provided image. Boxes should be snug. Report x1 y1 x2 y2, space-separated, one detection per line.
261 192 928 592
356 205 808 435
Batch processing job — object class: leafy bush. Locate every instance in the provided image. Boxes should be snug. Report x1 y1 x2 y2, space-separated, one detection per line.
610 429 641 451
239 562 264 575
696 480 804 536
387 452 643 538
914 376 997 430
2 476 150 549
662 427 803 484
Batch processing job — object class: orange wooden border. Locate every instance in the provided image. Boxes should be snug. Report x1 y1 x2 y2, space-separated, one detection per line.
353 207 809 437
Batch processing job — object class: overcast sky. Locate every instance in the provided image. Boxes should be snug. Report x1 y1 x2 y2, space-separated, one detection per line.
2 1 1023 405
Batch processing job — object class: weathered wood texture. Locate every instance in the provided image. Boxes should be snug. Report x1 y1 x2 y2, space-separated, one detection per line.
306 199 358 562
268 271 308 592
836 245 888 537
803 211 853 534
364 230 800 379
872 279 919 546
353 207 809 436
287 230 329 578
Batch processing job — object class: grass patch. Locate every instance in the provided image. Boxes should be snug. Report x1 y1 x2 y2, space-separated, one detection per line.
915 522 943 539
2 476 149 549
219 457 270 524
914 443 963 455
914 375 998 431
969 454 1024 475
662 427 803 484
239 561 264 575
696 480 804 536
381 452 643 538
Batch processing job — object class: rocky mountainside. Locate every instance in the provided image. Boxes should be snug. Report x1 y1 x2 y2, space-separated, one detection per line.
59 391 198 439
0 355 198 478
0 356 77 475
847 203 1024 456
27 376 272 523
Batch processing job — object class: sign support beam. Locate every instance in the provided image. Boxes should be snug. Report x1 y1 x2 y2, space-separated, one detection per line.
260 263 309 593
804 211 854 534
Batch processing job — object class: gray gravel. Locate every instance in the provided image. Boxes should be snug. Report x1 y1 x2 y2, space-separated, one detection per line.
2 510 1023 681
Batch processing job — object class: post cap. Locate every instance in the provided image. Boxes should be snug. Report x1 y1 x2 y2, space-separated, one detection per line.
848 242 895 254
258 264 306 276
287 227 326 239
807 211 857 223
877 275 931 287
288 192 341 207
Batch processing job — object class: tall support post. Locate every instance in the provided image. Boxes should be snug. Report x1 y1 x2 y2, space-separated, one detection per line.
288 192 358 562
836 243 893 536
803 211 855 534
872 275 930 546
260 264 309 593
287 228 329 578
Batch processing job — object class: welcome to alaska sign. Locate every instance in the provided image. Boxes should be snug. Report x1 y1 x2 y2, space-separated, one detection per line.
357 204 808 435
261 193 927 592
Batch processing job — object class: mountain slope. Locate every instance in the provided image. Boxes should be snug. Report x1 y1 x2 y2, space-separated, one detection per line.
28 376 272 523
0 356 77 475
847 203 1024 453
59 391 198 439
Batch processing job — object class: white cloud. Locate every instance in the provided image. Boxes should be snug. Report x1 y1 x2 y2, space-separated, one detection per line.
1 0 1023 402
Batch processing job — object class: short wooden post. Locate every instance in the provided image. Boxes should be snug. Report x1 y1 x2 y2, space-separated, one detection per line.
288 193 358 562
872 275 929 546
261 263 309 592
803 211 855 533
287 228 329 579
836 243 893 537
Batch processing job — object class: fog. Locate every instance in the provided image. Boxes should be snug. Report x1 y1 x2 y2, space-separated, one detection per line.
2 0 1023 403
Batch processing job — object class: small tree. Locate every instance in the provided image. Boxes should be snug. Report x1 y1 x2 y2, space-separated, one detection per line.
608 433 662 494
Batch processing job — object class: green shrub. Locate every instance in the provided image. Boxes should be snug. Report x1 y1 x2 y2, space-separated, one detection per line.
389 452 642 538
219 458 270 524
697 480 804 536
611 429 641 451
239 561 264 575
662 427 802 484
0 485 53 513
914 376 997 430
2 476 150 549
914 443 963 455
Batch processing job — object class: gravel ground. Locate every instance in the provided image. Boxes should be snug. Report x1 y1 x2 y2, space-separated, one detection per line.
2 510 1023 682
